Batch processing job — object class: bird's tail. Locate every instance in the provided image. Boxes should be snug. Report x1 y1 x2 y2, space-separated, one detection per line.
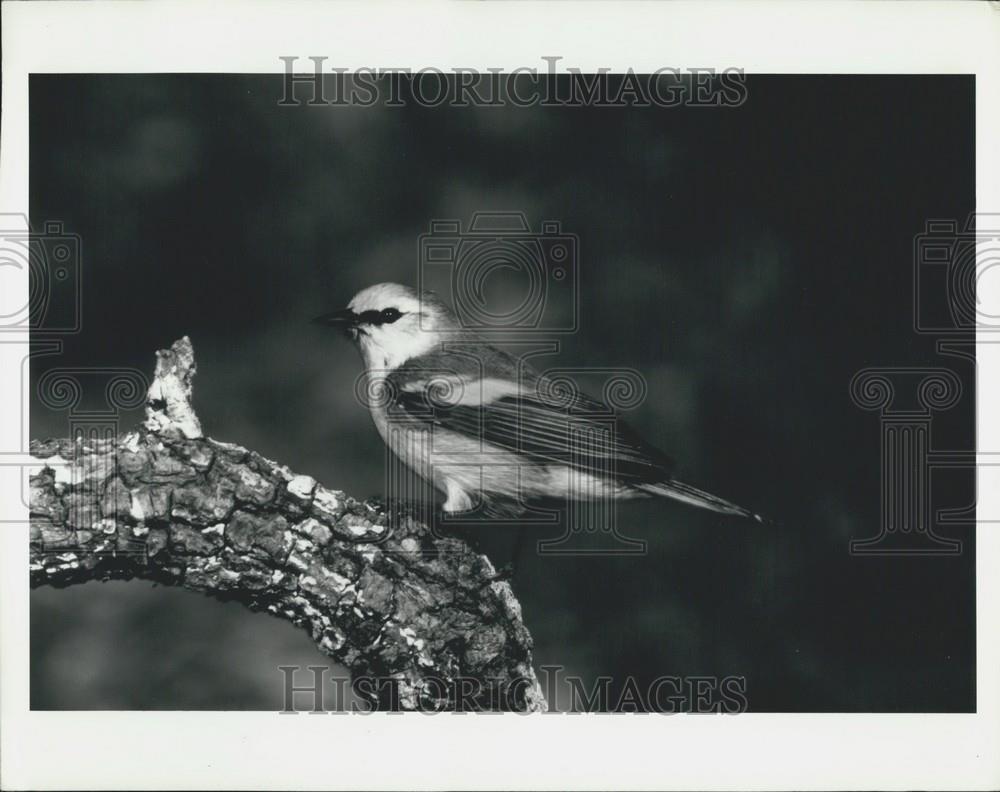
639 479 765 523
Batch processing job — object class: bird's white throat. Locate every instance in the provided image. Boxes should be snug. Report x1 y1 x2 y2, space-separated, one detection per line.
355 326 442 372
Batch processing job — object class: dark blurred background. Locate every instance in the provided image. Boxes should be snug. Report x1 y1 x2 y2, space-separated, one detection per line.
29 74 974 711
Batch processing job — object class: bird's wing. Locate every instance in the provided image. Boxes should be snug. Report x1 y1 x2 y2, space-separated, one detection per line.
383 364 675 486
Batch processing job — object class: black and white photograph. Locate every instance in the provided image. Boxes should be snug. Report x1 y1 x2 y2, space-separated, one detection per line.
2 2 998 790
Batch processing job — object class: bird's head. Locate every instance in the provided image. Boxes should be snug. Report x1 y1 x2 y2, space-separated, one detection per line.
313 282 457 370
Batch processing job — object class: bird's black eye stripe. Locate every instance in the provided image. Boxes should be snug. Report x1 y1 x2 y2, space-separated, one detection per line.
357 308 404 326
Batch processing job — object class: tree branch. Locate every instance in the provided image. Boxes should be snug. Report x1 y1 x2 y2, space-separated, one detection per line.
29 337 546 712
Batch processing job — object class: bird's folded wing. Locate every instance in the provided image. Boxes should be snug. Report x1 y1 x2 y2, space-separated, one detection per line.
386 371 675 485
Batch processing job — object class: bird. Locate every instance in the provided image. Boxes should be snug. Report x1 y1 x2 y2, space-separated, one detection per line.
314 282 763 522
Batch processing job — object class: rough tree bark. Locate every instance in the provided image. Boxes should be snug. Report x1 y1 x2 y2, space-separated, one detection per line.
29 337 546 712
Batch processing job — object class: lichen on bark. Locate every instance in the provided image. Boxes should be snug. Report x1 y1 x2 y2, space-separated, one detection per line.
29 337 545 712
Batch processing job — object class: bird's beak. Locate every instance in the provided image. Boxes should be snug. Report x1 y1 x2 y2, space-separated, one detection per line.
312 309 358 329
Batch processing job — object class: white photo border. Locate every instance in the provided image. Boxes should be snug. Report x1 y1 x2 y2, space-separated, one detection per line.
2 1 998 789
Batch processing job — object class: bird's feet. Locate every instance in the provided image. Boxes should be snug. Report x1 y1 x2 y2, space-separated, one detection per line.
368 495 435 520
487 561 516 583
